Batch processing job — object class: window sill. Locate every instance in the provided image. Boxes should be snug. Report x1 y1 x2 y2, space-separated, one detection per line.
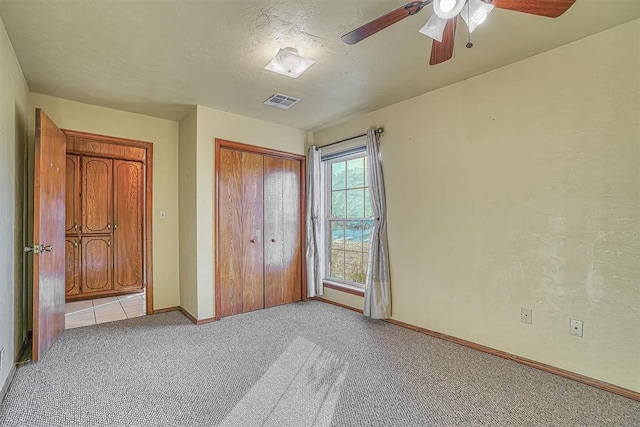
323 280 365 297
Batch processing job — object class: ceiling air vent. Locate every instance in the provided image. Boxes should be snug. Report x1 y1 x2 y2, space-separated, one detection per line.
263 93 300 110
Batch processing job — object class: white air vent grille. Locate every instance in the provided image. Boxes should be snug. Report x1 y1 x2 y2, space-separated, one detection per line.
263 93 300 110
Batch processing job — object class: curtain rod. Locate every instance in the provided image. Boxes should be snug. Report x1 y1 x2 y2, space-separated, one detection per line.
315 127 384 151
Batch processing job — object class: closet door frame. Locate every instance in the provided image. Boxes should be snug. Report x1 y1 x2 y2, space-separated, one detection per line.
214 139 307 320
63 130 154 314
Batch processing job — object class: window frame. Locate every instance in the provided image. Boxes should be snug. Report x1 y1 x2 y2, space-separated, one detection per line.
322 146 373 290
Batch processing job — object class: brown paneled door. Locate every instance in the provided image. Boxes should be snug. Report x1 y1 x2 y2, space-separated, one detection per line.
113 160 144 290
65 236 81 296
82 156 112 234
218 148 264 317
264 156 302 308
82 235 113 294
65 154 81 234
31 109 66 362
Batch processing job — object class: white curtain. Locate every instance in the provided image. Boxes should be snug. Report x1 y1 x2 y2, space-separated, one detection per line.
364 128 391 319
306 146 323 297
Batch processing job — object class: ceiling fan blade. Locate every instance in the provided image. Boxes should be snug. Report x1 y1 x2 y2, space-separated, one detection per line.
342 1 430 45
484 0 576 18
429 18 457 65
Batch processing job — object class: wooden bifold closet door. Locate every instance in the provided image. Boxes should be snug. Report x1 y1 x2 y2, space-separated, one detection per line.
218 149 265 317
216 142 304 319
263 156 302 308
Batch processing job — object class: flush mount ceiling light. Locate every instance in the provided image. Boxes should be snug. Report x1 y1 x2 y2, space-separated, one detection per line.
264 47 316 78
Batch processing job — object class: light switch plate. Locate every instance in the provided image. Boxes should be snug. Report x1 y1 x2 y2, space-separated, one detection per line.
159 210 166 220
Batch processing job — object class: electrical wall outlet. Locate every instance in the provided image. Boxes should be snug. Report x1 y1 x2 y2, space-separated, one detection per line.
0 347 4 371
570 319 583 337
521 307 532 324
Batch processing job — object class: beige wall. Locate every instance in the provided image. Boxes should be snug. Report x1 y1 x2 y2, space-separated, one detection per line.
28 93 181 311
178 107 198 316
313 19 640 392
0 16 29 396
192 105 307 319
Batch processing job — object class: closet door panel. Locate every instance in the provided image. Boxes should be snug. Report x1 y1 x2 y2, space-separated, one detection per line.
81 235 113 293
218 148 247 318
113 160 144 290
82 156 112 233
263 156 302 308
65 236 81 296
65 155 81 234
240 151 264 313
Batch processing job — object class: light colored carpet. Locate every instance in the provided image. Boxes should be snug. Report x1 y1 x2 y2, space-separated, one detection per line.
0 301 638 426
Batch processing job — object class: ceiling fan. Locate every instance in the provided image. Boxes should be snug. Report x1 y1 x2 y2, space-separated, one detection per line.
342 0 577 65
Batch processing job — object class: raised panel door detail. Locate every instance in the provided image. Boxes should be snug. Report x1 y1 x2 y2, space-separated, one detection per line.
113 160 143 290
65 236 81 296
263 156 302 308
218 148 264 318
65 155 81 234
82 156 112 233
81 235 113 293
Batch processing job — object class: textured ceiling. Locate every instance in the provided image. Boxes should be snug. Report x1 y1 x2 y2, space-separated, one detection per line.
1 0 638 130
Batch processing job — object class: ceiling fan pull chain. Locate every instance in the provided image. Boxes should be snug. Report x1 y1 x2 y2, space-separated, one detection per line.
466 1 474 48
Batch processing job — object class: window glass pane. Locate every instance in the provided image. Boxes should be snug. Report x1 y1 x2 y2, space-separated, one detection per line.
345 221 364 251
332 191 346 218
345 251 366 284
332 162 346 190
330 249 345 280
330 221 345 250
346 189 364 218
346 158 364 188
362 219 374 251
364 190 372 218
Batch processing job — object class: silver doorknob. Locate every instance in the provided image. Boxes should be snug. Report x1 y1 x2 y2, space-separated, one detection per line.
24 246 34 253
42 245 53 252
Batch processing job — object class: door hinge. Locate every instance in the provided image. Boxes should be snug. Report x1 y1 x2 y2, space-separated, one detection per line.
24 244 53 254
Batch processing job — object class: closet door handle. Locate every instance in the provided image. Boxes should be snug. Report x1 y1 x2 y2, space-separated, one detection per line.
271 239 276 243
250 239 255 243
114 224 118 230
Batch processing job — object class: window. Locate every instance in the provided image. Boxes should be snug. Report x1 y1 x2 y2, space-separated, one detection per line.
324 150 374 287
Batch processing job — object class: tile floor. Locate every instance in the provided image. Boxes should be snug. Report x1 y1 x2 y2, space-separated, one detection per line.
65 292 146 329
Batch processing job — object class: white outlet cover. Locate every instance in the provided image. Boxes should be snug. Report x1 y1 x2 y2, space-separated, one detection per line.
521 307 532 324
570 319 583 337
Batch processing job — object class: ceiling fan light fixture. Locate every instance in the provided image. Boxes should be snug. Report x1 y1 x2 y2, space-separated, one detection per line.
264 47 315 78
461 0 494 33
433 0 467 19
418 14 448 42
